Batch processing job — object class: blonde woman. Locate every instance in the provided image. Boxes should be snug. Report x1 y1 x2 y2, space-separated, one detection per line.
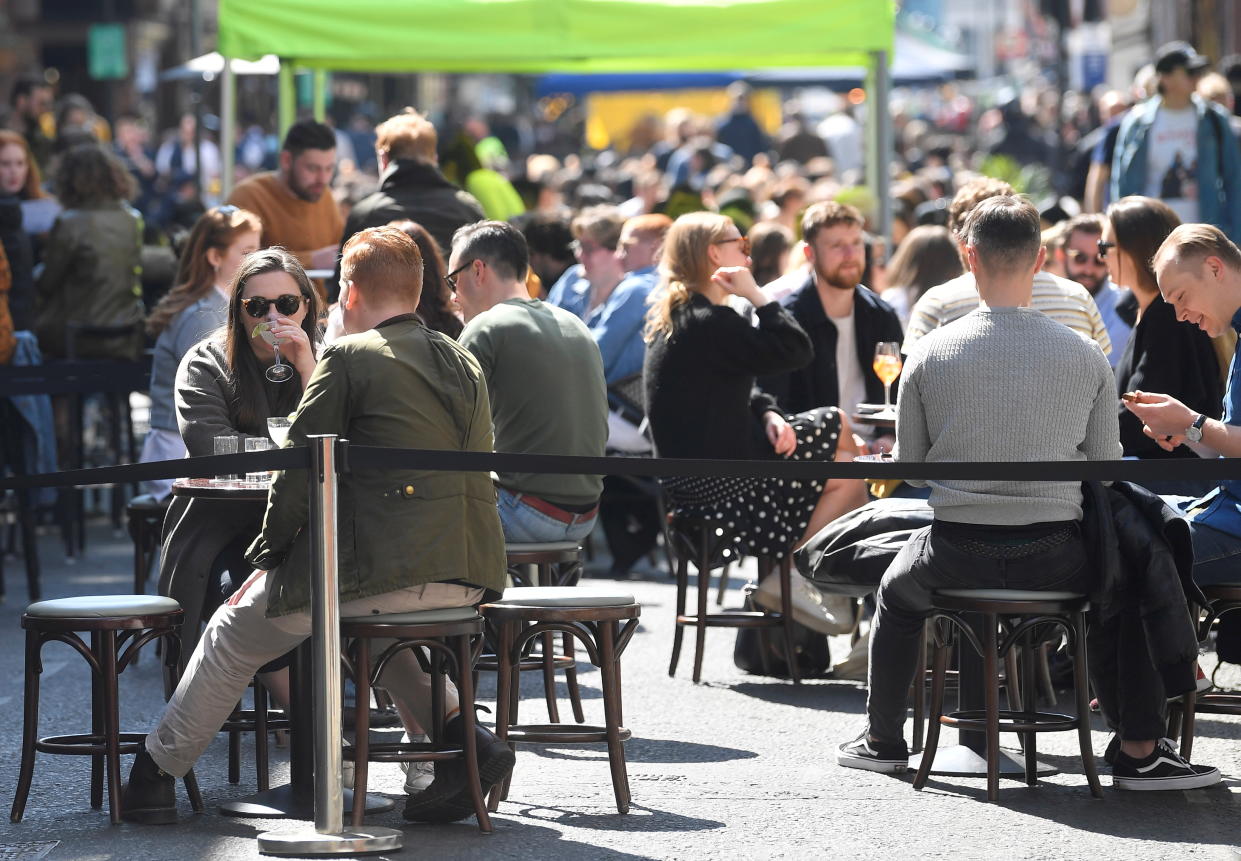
643 212 866 558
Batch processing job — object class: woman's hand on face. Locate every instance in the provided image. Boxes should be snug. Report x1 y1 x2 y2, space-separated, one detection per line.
764 410 797 457
711 266 765 306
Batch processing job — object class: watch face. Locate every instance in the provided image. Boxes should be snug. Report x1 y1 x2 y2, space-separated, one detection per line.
1187 424 1203 442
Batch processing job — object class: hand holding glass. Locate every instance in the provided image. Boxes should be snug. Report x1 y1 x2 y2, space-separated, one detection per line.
254 322 293 383
873 342 902 411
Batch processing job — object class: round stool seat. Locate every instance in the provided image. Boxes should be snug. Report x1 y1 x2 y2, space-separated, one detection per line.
25 595 181 619
936 589 1085 603
342 606 480 626
504 541 582 554
1201 583 1241 601
488 587 635 608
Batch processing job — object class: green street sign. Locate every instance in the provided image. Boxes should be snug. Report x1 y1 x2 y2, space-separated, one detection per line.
88 23 128 80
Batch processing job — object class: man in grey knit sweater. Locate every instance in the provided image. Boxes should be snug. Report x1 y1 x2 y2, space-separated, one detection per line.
837 196 1220 790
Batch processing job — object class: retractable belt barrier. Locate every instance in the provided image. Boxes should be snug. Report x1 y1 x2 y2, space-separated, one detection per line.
3 442 1241 492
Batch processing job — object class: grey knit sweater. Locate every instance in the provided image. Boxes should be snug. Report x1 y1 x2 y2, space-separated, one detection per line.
896 306 1121 525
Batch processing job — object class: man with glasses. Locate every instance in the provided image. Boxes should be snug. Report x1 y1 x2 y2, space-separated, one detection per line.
1056 213 1134 367
450 220 609 544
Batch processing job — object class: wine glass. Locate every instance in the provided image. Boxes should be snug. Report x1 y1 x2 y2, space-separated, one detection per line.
873 342 903 411
267 416 292 447
256 323 293 383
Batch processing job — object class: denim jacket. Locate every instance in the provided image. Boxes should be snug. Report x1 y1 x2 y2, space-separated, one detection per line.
1182 306 1241 538
1111 95 1241 241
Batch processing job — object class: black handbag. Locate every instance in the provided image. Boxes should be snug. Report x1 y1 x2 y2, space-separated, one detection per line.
732 586 832 679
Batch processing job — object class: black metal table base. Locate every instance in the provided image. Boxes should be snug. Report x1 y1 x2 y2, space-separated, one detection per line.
220 784 395 819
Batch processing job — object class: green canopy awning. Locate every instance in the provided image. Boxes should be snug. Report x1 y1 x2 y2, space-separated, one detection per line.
218 0 894 73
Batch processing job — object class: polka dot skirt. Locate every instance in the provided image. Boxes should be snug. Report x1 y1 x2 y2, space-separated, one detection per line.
661 406 842 560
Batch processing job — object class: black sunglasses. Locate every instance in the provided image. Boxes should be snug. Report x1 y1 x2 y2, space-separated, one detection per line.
242 294 303 318
444 259 477 291
1068 249 1107 266
1097 239 1116 259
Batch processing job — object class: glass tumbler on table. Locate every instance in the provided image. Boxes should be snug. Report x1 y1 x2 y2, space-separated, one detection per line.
214 434 240 481
245 437 274 483
872 342 903 411
267 416 292 447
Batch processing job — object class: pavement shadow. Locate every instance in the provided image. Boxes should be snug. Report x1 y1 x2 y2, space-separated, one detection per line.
725 679 868 712
509 802 725 835
525 737 756 764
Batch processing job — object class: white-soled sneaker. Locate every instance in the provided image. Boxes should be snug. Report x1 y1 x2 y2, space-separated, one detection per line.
1112 738 1220 791
401 733 435 794
837 733 908 774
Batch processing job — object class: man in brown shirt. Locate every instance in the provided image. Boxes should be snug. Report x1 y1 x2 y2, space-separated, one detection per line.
227 120 342 295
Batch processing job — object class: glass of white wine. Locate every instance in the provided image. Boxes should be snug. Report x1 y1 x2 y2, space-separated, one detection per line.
267 416 292 447
873 342 903 411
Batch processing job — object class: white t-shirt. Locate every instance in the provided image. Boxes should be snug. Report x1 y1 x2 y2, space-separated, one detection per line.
831 310 868 425
1145 106 1200 224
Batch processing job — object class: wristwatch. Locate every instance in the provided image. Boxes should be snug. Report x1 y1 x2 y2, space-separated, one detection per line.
1186 413 1208 443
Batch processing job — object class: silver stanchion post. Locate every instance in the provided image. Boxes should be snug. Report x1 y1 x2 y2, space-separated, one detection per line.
259 435 401 856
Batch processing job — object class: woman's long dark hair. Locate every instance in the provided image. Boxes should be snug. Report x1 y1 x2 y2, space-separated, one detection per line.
389 219 463 338
1106 196 1181 296
222 247 324 432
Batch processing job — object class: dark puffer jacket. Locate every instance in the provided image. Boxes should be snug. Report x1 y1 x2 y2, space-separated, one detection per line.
34 200 144 359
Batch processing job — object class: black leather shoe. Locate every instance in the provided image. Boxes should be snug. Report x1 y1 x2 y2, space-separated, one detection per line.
402 717 515 823
121 745 177 825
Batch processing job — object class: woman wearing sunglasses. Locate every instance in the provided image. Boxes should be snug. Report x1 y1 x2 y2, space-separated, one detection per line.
140 205 262 497
643 212 867 564
1104 196 1222 468
159 247 323 672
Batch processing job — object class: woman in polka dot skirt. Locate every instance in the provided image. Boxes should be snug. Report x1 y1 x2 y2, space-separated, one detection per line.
643 212 868 559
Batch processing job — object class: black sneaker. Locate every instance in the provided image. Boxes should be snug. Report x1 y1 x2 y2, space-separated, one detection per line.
402 718 516 823
1104 734 1120 766
836 733 908 774
1112 738 1221 791
120 745 177 825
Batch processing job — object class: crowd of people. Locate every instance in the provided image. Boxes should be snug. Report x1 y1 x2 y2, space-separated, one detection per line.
3 37 1241 820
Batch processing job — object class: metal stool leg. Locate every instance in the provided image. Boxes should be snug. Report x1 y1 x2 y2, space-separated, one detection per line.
913 620 950 790
10 630 42 822
599 620 631 814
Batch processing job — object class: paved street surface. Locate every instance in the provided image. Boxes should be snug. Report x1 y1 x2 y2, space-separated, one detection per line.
1 520 1239 860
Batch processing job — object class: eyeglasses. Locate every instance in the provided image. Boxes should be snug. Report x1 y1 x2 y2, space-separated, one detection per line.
444 259 477 291
1068 249 1107 266
242 294 303 318
713 236 751 255
1097 239 1116 259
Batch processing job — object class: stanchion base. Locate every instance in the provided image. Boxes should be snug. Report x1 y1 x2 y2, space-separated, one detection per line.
909 744 1057 778
220 784 395 819
257 825 402 857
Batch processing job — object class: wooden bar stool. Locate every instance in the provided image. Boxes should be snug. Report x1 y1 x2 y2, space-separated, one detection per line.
1169 583 1241 761
478 542 586 724
341 606 492 831
221 678 289 791
913 589 1101 802
483 587 640 814
11 595 205 825
125 493 169 594
666 516 800 683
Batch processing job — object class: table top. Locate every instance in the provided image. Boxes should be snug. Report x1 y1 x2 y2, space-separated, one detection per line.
851 411 896 429
171 477 270 501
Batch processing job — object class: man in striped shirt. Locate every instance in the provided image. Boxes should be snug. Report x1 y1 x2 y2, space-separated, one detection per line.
902 177 1112 358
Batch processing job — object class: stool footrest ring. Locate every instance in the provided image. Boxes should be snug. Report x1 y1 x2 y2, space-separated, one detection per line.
505 723 631 744
941 709 1078 734
36 730 148 756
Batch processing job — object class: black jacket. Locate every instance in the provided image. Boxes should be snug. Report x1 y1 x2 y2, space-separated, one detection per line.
333 159 484 299
0 197 35 331
1114 295 1222 458
1082 480 1203 697
644 295 812 461
758 274 904 415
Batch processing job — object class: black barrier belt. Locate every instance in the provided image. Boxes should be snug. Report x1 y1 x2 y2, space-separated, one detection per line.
5 442 1241 492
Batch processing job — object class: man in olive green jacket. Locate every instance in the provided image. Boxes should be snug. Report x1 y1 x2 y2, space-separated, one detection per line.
123 227 510 825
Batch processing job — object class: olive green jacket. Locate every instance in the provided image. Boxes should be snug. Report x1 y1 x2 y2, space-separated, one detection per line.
246 316 506 616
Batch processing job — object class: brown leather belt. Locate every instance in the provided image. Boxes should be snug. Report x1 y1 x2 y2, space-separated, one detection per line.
515 493 598 525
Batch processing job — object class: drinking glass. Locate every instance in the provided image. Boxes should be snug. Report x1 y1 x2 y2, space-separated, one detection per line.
214 434 240 481
245 437 274 483
256 323 293 383
267 416 292 448
872 342 903 411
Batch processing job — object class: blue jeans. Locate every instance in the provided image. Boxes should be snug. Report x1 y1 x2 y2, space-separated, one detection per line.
496 488 596 544
1165 495 1241 587
866 521 1089 744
